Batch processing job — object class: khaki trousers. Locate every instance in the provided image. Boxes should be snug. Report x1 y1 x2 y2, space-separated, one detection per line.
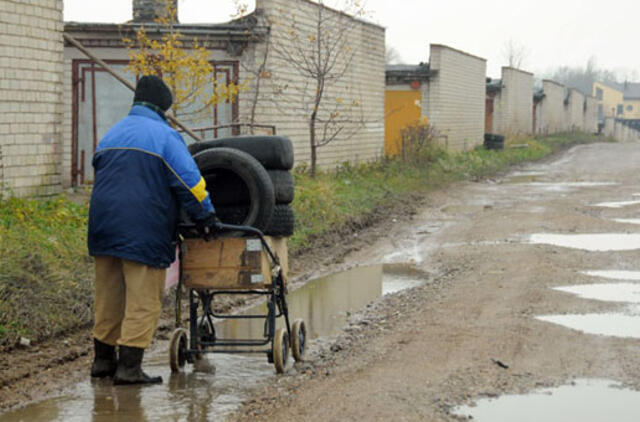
93 256 166 349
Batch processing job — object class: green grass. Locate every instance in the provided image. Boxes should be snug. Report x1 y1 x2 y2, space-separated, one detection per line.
0 195 92 348
0 133 606 348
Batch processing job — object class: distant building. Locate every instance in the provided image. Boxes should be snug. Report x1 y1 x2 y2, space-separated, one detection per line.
385 44 486 156
592 80 640 128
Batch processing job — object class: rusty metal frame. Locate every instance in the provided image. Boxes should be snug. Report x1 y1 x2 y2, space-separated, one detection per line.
71 58 129 186
70 58 240 186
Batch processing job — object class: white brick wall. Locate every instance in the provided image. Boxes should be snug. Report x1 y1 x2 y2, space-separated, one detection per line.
493 67 533 135
0 0 64 197
538 80 565 135
584 96 598 134
247 0 386 168
566 88 585 132
422 44 486 151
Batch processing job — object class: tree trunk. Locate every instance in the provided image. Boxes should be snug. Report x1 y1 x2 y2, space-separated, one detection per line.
249 75 261 135
310 111 317 177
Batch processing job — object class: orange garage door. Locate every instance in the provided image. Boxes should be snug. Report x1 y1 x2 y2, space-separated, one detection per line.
384 90 423 156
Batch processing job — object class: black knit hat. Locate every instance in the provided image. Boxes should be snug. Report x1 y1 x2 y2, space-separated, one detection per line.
133 75 173 112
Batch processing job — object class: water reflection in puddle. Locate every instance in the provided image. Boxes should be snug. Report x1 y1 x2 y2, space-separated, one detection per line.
583 270 640 281
530 233 640 251
0 353 274 422
536 313 640 339
1 264 425 421
454 379 640 422
594 200 640 208
216 264 425 341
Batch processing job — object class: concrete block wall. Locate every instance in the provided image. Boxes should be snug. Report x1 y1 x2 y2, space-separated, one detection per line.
533 98 543 134
603 117 615 138
584 96 598 134
0 0 64 197
494 67 533 135
251 0 386 168
566 88 585 132
422 45 486 150
602 118 640 142
537 80 566 135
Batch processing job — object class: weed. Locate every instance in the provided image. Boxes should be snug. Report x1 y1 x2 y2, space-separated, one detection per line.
0 195 91 348
0 133 604 348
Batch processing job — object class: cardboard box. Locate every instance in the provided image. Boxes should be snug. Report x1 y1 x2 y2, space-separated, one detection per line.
181 236 288 289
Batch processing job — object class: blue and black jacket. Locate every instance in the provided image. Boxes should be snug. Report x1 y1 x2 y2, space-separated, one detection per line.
88 104 214 268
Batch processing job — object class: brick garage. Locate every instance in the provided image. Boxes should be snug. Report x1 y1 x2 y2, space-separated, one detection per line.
490 67 534 136
62 0 385 186
0 0 64 197
536 80 566 135
421 45 486 151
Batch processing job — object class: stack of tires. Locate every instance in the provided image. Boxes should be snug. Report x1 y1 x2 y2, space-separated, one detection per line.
188 136 295 237
483 134 505 150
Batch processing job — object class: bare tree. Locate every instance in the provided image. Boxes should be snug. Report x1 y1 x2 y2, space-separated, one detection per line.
270 0 367 176
547 56 621 95
386 46 403 65
502 38 529 69
233 3 272 134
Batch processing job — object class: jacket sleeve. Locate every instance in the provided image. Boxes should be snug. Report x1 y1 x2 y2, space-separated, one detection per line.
162 131 214 221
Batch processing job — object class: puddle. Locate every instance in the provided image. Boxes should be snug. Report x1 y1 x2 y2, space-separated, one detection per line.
215 264 425 341
502 175 615 190
553 283 640 304
530 233 640 251
454 379 640 422
594 200 640 208
613 218 640 225
583 270 640 281
1 264 425 421
527 182 614 188
536 312 640 339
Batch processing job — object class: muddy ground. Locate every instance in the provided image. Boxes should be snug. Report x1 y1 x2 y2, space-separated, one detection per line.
234 141 640 421
3 141 640 420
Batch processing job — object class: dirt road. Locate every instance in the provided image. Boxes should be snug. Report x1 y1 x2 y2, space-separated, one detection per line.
4 141 640 421
237 141 640 421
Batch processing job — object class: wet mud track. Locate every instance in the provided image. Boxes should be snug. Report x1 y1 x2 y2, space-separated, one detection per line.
5 141 640 420
235 142 640 421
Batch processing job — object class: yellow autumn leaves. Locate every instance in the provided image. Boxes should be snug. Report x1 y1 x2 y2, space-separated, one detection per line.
123 0 247 118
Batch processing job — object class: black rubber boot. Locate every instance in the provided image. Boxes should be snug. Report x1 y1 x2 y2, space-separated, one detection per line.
113 345 162 385
91 338 117 378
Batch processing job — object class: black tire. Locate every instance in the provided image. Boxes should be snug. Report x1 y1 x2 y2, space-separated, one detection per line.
203 170 251 206
269 170 295 204
216 204 295 237
207 170 293 206
215 205 253 226
265 204 295 237
189 136 294 170
193 148 275 231
483 133 504 150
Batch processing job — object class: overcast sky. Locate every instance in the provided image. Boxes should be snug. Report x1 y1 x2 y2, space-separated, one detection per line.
63 0 638 79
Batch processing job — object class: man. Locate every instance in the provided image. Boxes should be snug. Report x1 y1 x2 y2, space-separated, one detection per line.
88 75 218 385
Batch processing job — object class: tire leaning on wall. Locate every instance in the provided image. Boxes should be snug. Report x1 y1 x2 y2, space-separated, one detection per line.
192 147 275 232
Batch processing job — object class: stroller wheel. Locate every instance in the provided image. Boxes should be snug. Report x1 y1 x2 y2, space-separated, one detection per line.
169 328 189 373
273 328 289 374
291 319 307 362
